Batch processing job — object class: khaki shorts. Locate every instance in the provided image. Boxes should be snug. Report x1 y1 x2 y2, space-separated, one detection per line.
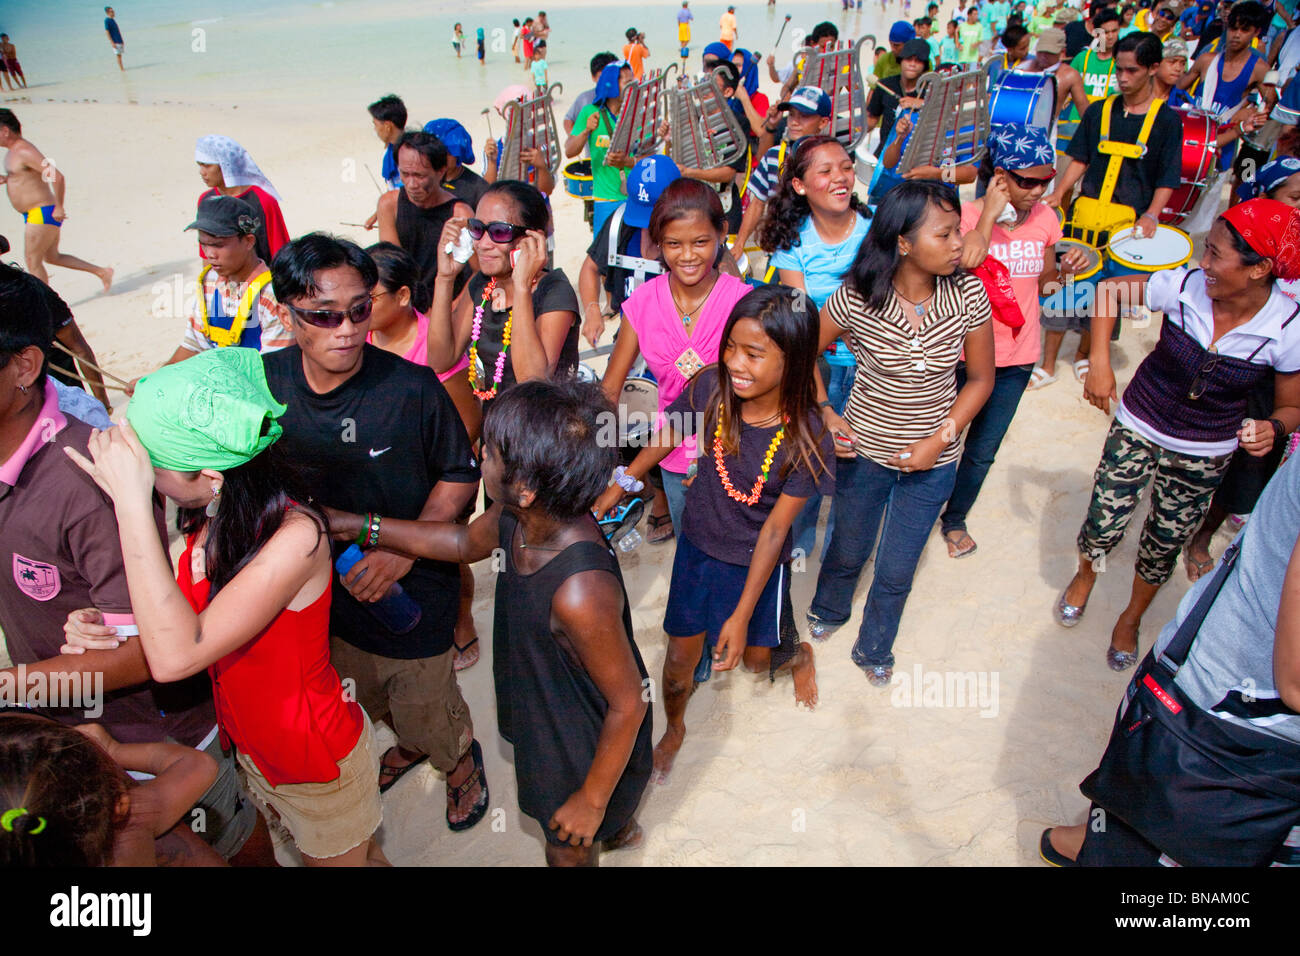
236 712 383 860
329 636 473 772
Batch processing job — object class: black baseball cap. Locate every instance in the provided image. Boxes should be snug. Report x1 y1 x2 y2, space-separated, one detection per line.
185 195 261 237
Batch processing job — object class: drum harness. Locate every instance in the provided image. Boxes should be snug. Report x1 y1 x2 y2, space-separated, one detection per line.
1069 93 1164 242
606 204 665 297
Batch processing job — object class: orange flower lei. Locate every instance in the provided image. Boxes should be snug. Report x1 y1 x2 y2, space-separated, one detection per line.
468 278 512 401
713 404 786 506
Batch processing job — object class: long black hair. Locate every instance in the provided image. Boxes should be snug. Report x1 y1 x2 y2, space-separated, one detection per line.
844 179 960 312
366 240 430 313
176 441 328 597
759 135 869 254
705 284 829 484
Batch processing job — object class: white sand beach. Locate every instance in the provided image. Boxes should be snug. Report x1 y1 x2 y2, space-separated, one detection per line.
0 0 1227 865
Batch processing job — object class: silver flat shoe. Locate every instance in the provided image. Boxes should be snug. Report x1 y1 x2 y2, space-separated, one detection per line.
865 665 893 687
1054 589 1087 628
1106 640 1139 672
806 612 835 641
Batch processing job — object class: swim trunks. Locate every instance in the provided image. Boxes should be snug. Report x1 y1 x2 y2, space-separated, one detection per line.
112 43 124 55
6 59 23 77
23 205 60 227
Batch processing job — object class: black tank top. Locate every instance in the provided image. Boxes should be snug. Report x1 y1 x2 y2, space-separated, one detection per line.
493 511 652 840
396 190 469 309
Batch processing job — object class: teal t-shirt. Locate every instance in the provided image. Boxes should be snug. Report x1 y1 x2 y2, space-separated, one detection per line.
574 103 627 201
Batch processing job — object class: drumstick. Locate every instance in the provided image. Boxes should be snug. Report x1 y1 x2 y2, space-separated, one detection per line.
50 340 132 387
339 221 368 227
773 14 792 49
864 73 902 100
63 368 128 393
364 163 383 195
482 107 494 141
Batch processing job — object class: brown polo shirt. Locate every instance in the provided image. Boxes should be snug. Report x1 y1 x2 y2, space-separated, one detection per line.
0 384 213 745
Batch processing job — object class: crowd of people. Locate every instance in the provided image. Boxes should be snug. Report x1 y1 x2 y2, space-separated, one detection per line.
2 0 1300 869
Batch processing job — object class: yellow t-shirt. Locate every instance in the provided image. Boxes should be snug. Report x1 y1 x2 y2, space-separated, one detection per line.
720 12 737 41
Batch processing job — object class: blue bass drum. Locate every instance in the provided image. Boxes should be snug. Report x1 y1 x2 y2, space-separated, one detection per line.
988 71 1057 134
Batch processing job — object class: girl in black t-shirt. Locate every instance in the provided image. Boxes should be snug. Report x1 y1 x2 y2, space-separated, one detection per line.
593 285 834 783
428 180 580 402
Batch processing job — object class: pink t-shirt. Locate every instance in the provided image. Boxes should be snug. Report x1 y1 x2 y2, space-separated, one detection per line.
621 272 752 474
367 309 469 382
960 201 1061 367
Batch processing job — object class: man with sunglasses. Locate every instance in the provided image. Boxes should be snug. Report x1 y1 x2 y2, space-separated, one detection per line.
377 130 475 309
129 195 289 394
263 233 489 830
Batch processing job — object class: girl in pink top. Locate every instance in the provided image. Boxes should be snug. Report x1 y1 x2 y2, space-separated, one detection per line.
942 124 1090 557
602 180 752 542
366 242 482 671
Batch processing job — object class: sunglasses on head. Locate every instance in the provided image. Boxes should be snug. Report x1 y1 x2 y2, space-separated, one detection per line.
287 298 373 328
1005 169 1055 189
467 218 528 243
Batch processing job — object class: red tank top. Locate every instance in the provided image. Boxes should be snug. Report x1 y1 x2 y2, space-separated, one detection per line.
177 535 363 787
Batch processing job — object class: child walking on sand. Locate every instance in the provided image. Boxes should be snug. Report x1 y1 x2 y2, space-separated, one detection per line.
531 42 549 92
594 285 833 782
329 380 652 867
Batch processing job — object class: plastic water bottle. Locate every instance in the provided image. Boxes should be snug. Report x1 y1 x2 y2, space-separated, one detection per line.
334 544 423 634
616 528 643 552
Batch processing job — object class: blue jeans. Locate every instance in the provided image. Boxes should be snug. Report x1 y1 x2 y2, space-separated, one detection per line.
660 467 688 533
939 362 1033 534
810 456 958 668
792 361 856 559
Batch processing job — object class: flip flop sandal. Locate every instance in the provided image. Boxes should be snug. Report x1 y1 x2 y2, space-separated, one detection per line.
453 636 479 671
378 747 430 794
1073 358 1091 383
943 529 977 558
1039 828 1078 867
447 738 490 833
1026 366 1057 390
1184 552 1214 581
646 512 675 544
599 496 645 544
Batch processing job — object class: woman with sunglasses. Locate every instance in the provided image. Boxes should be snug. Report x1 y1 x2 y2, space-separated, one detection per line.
1058 199 1300 670
939 124 1091 558
429 180 580 399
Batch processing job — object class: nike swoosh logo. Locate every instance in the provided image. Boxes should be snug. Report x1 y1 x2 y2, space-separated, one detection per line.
369 447 392 458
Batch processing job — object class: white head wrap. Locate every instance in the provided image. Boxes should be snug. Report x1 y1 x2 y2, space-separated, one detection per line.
194 135 281 200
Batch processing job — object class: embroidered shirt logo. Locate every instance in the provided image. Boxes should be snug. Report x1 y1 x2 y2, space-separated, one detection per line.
369 447 392 458
13 554 61 602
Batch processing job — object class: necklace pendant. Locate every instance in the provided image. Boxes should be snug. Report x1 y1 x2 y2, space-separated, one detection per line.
914 303 926 317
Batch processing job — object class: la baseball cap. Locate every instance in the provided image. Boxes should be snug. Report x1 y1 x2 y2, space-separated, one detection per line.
777 86 833 117
624 155 682 228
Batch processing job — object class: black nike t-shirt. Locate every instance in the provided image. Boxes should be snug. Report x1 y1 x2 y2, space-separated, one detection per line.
263 345 480 659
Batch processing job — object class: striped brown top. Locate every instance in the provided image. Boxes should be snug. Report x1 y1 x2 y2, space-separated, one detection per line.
824 271 991 468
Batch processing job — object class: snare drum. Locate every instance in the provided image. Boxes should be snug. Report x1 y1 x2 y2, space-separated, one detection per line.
1106 225 1194 272
1160 110 1217 224
989 72 1057 132
1056 238 1103 281
563 159 593 198
618 375 660 448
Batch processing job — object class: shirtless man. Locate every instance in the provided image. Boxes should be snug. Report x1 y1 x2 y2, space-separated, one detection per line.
0 35 23 90
0 110 112 292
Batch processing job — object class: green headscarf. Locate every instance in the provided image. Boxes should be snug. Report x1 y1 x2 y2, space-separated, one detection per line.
127 348 286 471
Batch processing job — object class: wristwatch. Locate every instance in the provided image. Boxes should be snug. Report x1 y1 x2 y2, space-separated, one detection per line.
1270 418 1288 443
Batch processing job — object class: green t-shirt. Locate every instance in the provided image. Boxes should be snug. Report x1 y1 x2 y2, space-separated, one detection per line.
1070 49 1118 102
875 51 902 80
574 103 627 201
958 23 984 63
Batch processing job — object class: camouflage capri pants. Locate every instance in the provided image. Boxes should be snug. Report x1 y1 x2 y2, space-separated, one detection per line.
1077 421 1233 586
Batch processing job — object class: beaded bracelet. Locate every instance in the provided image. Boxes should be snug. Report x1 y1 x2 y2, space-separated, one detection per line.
355 513 373 547
365 513 382 548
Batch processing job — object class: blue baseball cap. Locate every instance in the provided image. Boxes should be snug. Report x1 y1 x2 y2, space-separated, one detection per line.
624 155 681 228
778 86 832 118
889 20 915 43
423 118 475 166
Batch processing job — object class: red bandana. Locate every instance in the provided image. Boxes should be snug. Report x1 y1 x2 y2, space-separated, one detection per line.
971 255 1025 337
1219 198 1300 281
